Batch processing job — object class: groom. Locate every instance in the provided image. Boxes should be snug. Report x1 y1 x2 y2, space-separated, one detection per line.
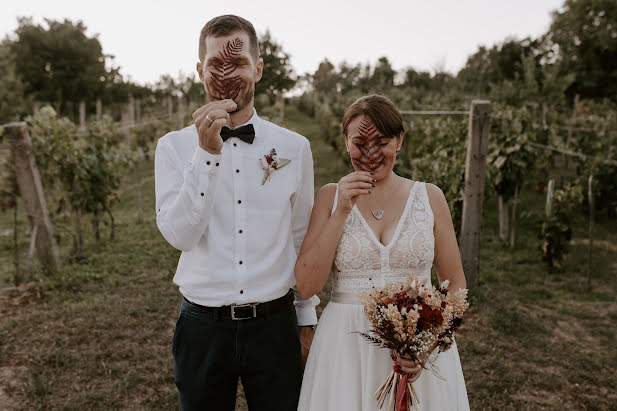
154 14 318 410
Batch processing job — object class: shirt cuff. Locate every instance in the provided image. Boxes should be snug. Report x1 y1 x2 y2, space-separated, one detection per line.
191 146 222 174
294 302 318 326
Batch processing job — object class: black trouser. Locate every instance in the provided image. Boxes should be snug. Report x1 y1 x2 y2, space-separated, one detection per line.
172 296 302 411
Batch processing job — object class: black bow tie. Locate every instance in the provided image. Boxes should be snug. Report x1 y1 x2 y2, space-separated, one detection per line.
220 124 255 144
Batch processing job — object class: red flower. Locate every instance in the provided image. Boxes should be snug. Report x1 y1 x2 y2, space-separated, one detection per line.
416 302 443 331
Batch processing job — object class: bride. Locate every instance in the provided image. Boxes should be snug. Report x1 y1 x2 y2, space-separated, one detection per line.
295 95 470 410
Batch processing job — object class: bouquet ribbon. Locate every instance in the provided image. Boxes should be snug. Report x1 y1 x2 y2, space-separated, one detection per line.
392 360 413 411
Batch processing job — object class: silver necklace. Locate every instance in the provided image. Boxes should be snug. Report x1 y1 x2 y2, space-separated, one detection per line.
370 175 397 220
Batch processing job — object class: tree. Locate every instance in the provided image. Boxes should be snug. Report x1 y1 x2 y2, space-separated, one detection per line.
10 18 108 118
255 30 296 104
547 0 617 101
0 40 28 123
456 38 542 97
312 59 337 95
371 57 396 90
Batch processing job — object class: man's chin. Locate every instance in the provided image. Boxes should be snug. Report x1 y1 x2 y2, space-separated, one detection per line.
206 87 253 112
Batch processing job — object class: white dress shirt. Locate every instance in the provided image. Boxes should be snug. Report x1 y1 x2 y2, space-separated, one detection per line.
155 109 319 325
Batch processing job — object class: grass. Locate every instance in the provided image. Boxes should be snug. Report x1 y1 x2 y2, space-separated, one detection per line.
1 105 616 410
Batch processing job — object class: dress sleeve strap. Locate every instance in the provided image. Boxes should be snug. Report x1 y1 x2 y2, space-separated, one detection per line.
331 183 339 215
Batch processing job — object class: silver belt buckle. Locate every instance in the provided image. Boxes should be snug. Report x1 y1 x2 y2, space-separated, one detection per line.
231 303 258 320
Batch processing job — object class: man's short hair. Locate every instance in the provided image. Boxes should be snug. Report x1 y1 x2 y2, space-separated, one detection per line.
199 15 259 63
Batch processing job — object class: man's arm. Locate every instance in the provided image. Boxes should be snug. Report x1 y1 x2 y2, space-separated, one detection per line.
289 139 319 368
155 139 221 251
155 100 236 251
290 139 320 325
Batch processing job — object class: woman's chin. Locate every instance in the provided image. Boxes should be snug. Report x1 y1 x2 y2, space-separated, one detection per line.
372 163 392 179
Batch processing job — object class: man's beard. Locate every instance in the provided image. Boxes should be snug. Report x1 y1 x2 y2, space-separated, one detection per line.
205 81 254 114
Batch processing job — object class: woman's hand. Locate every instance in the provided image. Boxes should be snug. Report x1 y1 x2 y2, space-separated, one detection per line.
391 351 423 383
335 171 374 215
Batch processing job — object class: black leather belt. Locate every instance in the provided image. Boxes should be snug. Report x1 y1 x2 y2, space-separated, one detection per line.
184 289 294 320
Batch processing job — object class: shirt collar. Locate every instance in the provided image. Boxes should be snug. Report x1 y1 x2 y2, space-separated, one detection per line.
226 107 261 145
235 107 260 128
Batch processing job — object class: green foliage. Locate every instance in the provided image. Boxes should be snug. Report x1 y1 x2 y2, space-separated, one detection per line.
314 101 342 153
255 31 296 105
457 38 541 97
0 41 28 123
0 149 17 213
26 107 130 252
129 118 172 161
547 0 617 101
371 57 396 89
11 18 108 116
156 72 205 107
488 106 539 200
561 99 617 215
540 182 583 269
397 117 468 233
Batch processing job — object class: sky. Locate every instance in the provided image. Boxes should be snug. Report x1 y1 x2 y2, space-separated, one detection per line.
1 0 565 85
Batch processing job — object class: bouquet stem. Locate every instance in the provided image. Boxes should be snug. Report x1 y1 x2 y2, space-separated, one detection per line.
375 370 420 411
387 372 399 410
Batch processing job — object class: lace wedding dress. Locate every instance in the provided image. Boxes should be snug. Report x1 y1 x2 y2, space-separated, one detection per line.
298 182 469 411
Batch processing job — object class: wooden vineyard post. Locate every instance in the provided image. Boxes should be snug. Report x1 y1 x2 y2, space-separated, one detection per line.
460 100 491 288
546 180 555 219
587 175 594 290
498 195 509 242
135 98 141 124
509 185 519 249
128 94 135 126
167 95 173 121
177 96 185 129
96 98 102 120
5 122 60 273
79 100 86 131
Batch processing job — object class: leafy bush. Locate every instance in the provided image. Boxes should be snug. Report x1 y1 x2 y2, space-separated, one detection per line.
540 182 583 269
27 107 130 254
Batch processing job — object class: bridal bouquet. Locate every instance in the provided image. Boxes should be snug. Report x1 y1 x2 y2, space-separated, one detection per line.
358 275 469 411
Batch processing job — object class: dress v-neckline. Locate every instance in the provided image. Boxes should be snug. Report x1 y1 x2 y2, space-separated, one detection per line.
353 182 418 249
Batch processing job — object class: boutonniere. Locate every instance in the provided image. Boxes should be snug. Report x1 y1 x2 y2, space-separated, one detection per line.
261 148 291 185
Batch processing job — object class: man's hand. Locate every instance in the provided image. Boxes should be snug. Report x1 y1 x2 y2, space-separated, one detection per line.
192 99 237 154
299 326 315 370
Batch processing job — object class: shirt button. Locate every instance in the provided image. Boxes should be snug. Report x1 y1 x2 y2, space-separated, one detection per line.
235 169 240 173
240 290 244 294
237 200 242 204
239 260 243 265
233 143 237 147
200 192 204 197
238 229 243 234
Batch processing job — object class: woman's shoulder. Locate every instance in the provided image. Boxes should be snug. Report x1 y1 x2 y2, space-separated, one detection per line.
421 182 450 218
423 182 446 200
397 177 447 210
314 183 338 210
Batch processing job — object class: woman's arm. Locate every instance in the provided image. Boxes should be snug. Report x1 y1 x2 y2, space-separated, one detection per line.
294 184 346 299
426 183 467 291
295 172 373 299
394 184 466 377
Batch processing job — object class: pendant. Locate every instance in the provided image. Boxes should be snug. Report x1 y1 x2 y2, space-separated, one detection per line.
371 209 384 220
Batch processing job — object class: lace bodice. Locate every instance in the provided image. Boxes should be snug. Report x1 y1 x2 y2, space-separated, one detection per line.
330 182 435 304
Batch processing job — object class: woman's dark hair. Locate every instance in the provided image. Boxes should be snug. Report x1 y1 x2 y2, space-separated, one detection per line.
341 95 404 139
